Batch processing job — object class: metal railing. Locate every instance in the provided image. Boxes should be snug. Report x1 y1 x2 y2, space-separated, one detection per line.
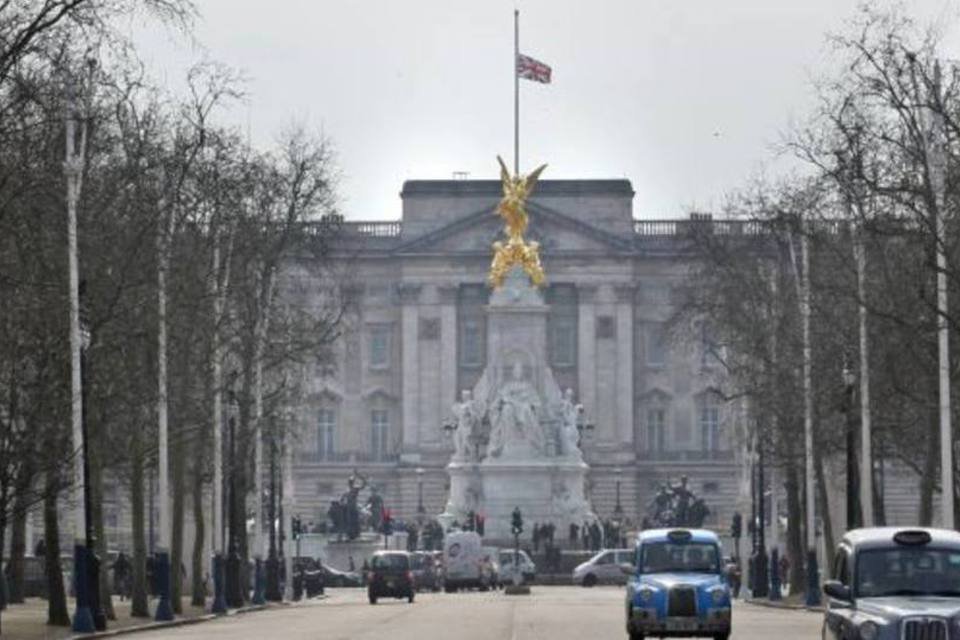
341 221 402 237
642 449 736 462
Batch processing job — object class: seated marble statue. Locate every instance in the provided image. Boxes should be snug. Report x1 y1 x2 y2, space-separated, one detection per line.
488 361 544 459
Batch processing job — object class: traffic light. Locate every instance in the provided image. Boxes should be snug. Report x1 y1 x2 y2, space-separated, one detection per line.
731 512 742 540
292 515 302 538
511 507 523 536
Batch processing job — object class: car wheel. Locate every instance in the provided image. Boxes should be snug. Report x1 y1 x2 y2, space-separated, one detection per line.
444 585 455 593
713 634 729 640
583 574 597 588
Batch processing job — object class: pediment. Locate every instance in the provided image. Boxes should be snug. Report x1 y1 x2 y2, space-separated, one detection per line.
393 202 635 256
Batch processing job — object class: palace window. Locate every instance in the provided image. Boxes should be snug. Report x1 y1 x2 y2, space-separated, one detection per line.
369 325 391 369
317 408 335 459
646 323 667 367
647 407 667 453
460 318 483 367
547 284 578 367
700 400 721 452
458 285 488 369
371 409 390 460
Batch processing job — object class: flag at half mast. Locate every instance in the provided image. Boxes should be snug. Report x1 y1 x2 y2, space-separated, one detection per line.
517 53 551 83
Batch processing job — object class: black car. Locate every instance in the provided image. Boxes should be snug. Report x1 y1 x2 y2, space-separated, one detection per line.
368 551 414 604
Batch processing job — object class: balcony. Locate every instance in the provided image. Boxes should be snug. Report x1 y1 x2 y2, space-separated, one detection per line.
642 449 735 462
297 451 400 465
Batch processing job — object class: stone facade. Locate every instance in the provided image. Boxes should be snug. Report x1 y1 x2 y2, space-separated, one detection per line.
284 179 744 535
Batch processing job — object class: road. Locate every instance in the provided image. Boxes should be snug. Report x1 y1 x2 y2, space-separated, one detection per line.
136 587 822 640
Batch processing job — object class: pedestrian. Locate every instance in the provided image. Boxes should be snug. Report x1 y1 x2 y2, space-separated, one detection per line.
113 551 132 601
778 553 790 592
348 555 356 572
729 556 742 598
532 523 540 553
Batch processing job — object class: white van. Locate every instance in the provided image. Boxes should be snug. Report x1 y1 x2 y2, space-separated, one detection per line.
443 531 491 592
572 548 635 587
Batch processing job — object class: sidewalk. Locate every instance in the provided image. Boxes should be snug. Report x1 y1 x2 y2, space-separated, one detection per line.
744 592 823 612
1 596 263 639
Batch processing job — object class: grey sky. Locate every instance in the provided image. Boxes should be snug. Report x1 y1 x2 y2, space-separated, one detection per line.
133 0 959 221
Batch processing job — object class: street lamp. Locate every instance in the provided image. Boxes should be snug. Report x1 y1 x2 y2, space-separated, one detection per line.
416 467 426 527
841 362 861 530
225 374 243 608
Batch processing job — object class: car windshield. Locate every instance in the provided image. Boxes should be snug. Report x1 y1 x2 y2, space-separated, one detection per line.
641 542 719 574
857 547 960 597
372 554 409 570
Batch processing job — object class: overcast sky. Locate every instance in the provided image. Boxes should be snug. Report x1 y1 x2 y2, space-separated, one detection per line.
131 0 960 221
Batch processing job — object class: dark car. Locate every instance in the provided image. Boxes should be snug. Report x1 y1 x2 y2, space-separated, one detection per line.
410 551 441 592
367 551 414 604
823 527 960 640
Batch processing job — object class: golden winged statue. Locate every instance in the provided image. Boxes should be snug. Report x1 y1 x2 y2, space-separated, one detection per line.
488 155 548 289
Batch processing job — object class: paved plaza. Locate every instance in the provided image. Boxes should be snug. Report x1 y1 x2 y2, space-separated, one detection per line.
125 588 821 640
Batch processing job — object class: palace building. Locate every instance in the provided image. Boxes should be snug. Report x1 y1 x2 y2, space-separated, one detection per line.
285 178 746 534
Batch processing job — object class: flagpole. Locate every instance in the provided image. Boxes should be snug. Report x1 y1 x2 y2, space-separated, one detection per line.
514 8 519 175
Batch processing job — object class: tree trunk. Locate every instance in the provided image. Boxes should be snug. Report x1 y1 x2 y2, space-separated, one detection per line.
814 449 835 570
8 486 27 603
785 457 806 596
43 469 69 626
919 411 938 526
190 449 206 607
130 440 149 618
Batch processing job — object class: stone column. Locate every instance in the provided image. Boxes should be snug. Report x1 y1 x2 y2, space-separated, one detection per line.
398 283 422 461
615 285 636 448
577 285 597 437
438 285 458 444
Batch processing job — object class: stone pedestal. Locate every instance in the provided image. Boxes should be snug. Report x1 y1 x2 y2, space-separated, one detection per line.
479 459 592 540
439 266 596 539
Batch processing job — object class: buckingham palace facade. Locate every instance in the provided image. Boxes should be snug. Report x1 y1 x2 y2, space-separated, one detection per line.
285 179 746 533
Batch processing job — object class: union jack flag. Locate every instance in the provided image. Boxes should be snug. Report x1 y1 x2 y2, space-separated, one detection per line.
517 53 551 84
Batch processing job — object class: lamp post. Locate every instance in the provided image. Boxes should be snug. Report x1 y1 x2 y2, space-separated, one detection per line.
265 433 281 601
754 428 768 598
416 467 426 531
842 362 861 530
225 377 243 608
612 467 624 547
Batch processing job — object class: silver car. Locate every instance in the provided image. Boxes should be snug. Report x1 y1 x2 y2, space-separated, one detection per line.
823 527 960 640
572 548 634 587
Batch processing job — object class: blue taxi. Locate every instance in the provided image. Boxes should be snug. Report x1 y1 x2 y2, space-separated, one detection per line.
624 528 732 640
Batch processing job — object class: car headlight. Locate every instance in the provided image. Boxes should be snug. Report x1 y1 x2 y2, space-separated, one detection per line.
710 587 727 605
859 621 879 640
638 587 655 602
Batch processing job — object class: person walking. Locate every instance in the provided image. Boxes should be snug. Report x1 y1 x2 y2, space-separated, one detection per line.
113 552 132 601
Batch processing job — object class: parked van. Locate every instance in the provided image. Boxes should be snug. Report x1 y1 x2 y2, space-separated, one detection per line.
572 548 635 587
443 531 490 592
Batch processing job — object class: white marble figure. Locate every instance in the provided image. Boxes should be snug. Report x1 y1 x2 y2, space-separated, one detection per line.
558 388 583 461
451 389 478 461
488 361 544 459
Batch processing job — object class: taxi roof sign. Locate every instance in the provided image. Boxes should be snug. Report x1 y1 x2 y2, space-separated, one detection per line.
893 530 932 546
667 529 693 543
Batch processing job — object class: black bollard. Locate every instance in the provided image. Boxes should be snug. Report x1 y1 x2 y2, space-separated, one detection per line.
153 550 174 621
211 554 227 614
265 555 282 602
225 549 243 608
252 559 266 605
805 550 821 607
88 548 106 630
71 544 95 633
753 549 769 598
